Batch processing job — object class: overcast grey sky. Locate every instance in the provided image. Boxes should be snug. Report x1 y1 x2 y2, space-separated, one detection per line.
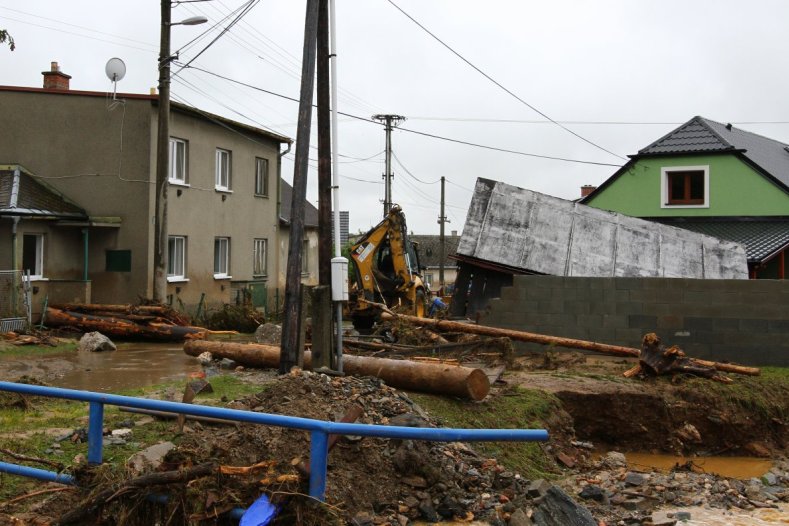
2 1 788 234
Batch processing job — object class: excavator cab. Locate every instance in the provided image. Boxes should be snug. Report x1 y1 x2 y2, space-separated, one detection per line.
349 205 428 330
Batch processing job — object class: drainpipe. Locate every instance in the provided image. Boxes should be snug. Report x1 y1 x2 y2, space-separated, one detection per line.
10 216 19 270
277 142 292 219
82 228 89 281
277 142 292 306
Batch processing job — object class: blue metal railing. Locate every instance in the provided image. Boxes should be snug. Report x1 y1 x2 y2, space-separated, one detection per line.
0 381 548 504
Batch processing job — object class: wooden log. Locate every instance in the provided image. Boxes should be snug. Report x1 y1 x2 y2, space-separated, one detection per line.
381 312 760 376
184 340 490 401
51 303 191 326
640 333 732 383
118 406 237 426
381 312 640 357
45 308 207 342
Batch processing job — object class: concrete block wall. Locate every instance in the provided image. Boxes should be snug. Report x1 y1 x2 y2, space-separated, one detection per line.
481 275 789 366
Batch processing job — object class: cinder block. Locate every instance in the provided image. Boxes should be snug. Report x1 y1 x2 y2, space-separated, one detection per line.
712 318 739 333
614 328 645 346
537 299 564 313
654 288 683 303
768 319 789 333
589 301 616 315
602 314 628 329
615 277 643 290
739 319 769 333
576 314 603 328
657 315 683 329
603 289 630 304
554 287 578 301
563 301 591 315
615 302 644 315
642 278 669 290
526 287 550 300
629 289 657 303
628 314 657 329
685 317 714 331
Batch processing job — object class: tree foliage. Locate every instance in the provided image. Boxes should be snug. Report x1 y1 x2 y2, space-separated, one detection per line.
0 30 15 51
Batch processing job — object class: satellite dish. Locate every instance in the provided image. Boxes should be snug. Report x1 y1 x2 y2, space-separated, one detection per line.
105 58 126 82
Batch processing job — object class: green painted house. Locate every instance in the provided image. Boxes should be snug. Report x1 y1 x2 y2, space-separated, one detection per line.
581 116 789 279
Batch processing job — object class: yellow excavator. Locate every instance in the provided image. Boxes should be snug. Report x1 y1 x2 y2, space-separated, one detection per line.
348 205 428 330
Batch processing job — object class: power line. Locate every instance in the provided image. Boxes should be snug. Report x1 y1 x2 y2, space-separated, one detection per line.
409 117 789 126
385 0 626 161
178 64 622 168
391 151 441 184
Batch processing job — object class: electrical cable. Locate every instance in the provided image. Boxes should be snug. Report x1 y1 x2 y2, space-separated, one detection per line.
178 64 623 168
391 151 441 184
385 0 626 161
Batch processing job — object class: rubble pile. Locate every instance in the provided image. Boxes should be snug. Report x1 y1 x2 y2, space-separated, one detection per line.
168 370 569 524
562 452 789 525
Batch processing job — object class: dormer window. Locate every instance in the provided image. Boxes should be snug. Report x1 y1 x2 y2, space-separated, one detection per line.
661 166 709 208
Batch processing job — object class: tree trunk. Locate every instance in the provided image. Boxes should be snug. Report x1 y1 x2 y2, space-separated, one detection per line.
46 308 206 342
184 340 490 400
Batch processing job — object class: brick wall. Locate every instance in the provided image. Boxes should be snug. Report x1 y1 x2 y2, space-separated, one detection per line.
481 275 789 366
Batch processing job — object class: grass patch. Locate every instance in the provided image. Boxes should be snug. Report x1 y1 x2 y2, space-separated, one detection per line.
411 387 561 479
681 366 789 421
0 341 78 357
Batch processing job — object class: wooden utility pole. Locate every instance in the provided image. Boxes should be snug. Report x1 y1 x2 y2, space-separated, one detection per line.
372 114 405 217
280 0 320 374
316 0 332 286
438 176 448 293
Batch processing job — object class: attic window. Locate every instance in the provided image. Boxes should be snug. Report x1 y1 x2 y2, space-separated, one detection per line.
661 166 709 209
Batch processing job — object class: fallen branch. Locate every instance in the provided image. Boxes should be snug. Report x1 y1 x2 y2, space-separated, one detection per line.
57 462 217 525
640 333 733 383
0 447 64 471
118 406 238 426
0 486 76 508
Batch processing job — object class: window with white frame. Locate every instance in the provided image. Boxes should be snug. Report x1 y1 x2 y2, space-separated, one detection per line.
167 236 186 281
169 137 188 184
215 148 232 191
253 238 268 276
661 166 709 208
302 239 309 275
214 237 230 278
22 234 44 279
255 157 269 196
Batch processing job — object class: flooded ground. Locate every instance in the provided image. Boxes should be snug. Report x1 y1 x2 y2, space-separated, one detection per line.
626 451 774 480
682 504 789 525
0 343 203 391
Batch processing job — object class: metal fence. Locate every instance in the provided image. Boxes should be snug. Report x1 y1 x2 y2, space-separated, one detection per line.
0 381 548 517
0 270 30 332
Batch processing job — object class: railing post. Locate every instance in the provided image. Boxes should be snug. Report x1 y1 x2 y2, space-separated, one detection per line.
88 401 104 465
308 430 329 500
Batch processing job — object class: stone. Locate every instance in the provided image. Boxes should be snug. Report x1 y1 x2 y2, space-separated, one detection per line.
509 508 532 526
650 511 677 526
396 515 408 526
351 511 373 526
436 495 464 519
578 485 605 502
531 486 596 526
675 423 702 443
127 441 176 475
624 472 647 486
602 451 627 468
673 511 691 521
418 499 440 522
78 331 116 352
527 478 552 498
621 497 647 511
196 351 213 364
254 323 282 344
403 496 419 508
111 428 132 439
556 451 576 468
762 473 778 486
402 476 428 488
219 358 237 369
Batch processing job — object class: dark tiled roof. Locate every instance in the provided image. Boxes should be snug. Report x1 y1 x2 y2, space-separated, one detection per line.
661 220 789 263
279 179 319 228
639 116 789 188
409 234 461 267
0 166 86 218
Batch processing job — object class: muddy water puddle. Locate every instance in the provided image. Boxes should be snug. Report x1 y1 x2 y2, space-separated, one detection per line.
682 504 789 525
625 451 773 479
0 343 203 392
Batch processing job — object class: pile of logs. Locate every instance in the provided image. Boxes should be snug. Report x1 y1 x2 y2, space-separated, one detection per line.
46 304 221 342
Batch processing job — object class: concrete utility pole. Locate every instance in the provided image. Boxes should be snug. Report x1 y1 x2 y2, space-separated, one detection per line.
372 114 405 217
438 175 449 294
280 0 320 374
153 3 206 303
153 0 172 303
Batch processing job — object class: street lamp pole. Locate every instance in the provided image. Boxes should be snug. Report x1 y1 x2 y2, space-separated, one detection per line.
153 3 206 303
153 0 172 303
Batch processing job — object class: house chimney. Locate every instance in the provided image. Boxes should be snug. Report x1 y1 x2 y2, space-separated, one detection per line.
42 61 71 90
451 230 458 237
581 185 597 197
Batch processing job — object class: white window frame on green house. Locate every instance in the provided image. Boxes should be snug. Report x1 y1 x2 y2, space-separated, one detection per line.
167 235 187 282
214 237 231 279
215 148 232 191
22 233 44 280
169 137 188 185
660 165 709 209
253 238 268 276
255 157 269 197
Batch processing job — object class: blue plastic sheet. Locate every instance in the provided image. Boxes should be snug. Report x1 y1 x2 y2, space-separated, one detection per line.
240 494 279 526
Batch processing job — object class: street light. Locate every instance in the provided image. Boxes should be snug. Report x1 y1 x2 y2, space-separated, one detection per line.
153 3 207 302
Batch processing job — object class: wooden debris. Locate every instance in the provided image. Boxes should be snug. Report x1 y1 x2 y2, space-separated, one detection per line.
44 307 219 342
640 333 733 383
380 311 760 377
184 340 490 400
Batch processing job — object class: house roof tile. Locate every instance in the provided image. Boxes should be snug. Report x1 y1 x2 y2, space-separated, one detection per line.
279 179 319 228
639 116 789 188
0 166 87 218
409 234 461 267
658 219 789 263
